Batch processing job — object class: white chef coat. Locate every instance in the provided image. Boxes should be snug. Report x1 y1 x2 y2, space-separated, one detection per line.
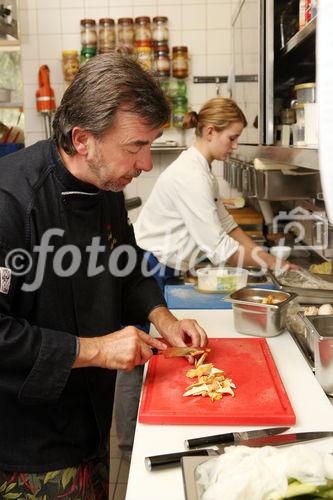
134 146 239 272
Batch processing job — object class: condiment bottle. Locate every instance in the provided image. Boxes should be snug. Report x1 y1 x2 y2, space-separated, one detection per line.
135 41 152 72
117 18 135 49
80 47 97 66
172 95 188 128
152 16 169 43
153 42 170 77
134 16 151 45
172 46 189 79
98 18 116 53
80 19 97 48
62 50 79 82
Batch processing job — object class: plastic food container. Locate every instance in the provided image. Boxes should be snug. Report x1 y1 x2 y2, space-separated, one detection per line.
299 314 333 395
196 267 248 293
224 287 296 337
294 82 316 103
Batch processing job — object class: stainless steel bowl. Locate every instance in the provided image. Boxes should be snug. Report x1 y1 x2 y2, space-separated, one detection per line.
298 314 333 396
224 287 296 337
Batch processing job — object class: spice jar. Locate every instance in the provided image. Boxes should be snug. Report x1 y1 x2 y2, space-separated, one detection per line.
98 18 116 53
62 50 79 82
80 19 97 48
117 18 134 48
172 46 189 79
135 42 152 72
80 47 97 66
152 16 169 43
153 42 170 77
172 95 188 128
134 16 151 44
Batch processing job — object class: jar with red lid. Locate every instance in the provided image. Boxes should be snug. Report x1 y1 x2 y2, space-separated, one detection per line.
153 42 170 77
172 46 189 79
134 16 151 44
80 19 97 48
152 16 169 43
98 18 116 52
118 17 134 48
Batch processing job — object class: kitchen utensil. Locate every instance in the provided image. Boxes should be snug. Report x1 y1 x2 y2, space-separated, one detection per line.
298 313 333 396
145 431 333 470
36 65 56 139
138 338 295 425
224 287 296 337
184 426 289 449
152 346 211 358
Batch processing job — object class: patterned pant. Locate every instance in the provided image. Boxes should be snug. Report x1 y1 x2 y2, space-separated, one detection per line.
0 452 109 500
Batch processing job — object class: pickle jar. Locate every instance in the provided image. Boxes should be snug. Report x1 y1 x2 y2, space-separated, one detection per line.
117 17 134 48
80 19 97 48
80 47 97 66
98 18 116 53
172 95 188 128
172 46 189 79
152 16 169 43
153 42 170 77
135 41 152 72
62 50 79 82
134 16 151 44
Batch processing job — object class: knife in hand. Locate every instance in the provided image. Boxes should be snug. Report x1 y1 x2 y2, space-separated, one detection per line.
185 426 289 449
151 346 211 358
145 431 333 471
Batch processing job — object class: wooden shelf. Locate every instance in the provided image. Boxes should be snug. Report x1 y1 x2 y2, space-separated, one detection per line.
281 16 316 56
0 102 23 109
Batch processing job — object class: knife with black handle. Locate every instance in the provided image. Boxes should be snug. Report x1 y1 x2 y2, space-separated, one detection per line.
145 431 333 471
184 426 289 449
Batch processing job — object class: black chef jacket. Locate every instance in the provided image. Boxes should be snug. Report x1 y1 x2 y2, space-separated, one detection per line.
0 139 166 472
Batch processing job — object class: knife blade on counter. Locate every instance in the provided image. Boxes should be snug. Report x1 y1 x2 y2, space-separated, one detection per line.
151 346 211 358
145 431 333 471
185 426 290 449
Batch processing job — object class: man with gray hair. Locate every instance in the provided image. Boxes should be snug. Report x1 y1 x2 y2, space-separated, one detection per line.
0 52 207 498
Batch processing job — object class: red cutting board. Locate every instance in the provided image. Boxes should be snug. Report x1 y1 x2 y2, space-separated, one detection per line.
139 338 295 425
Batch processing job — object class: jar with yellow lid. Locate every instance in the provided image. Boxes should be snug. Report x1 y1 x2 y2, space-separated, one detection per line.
62 50 79 82
294 82 316 103
172 46 189 79
98 18 116 53
118 18 135 48
135 42 152 72
80 19 97 48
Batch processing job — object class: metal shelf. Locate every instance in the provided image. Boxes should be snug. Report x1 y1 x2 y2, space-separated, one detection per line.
151 146 187 152
235 144 319 170
281 16 317 56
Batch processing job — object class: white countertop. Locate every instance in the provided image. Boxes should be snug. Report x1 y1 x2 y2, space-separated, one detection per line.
126 309 333 500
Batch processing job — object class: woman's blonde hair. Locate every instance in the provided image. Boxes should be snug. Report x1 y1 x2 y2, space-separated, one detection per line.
183 97 247 137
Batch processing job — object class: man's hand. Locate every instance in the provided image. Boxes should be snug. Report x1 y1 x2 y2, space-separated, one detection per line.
72 326 167 371
148 307 208 363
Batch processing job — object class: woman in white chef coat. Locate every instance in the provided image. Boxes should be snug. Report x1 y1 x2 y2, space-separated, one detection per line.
115 98 297 459
134 97 296 282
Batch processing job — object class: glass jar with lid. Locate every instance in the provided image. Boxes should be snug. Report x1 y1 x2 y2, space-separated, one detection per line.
153 42 170 77
98 18 116 53
134 16 151 45
152 16 169 43
172 46 189 79
80 47 97 66
62 50 79 82
135 41 152 72
172 95 188 128
80 19 97 48
117 17 135 48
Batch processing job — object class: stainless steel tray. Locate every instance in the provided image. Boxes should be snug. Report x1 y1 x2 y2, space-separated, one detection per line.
268 269 333 303
181 456 217 500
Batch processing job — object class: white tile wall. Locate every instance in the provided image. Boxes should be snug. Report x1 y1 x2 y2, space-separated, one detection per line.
18 0 237 217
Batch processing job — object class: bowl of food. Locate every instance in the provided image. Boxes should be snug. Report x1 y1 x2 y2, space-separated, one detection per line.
270 245 292 260
224 287 296 337
196 267 248 293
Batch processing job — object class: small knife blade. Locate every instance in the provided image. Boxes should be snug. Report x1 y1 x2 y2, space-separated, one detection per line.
152 346 211 358
185 426 290 449
145 431 333 471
